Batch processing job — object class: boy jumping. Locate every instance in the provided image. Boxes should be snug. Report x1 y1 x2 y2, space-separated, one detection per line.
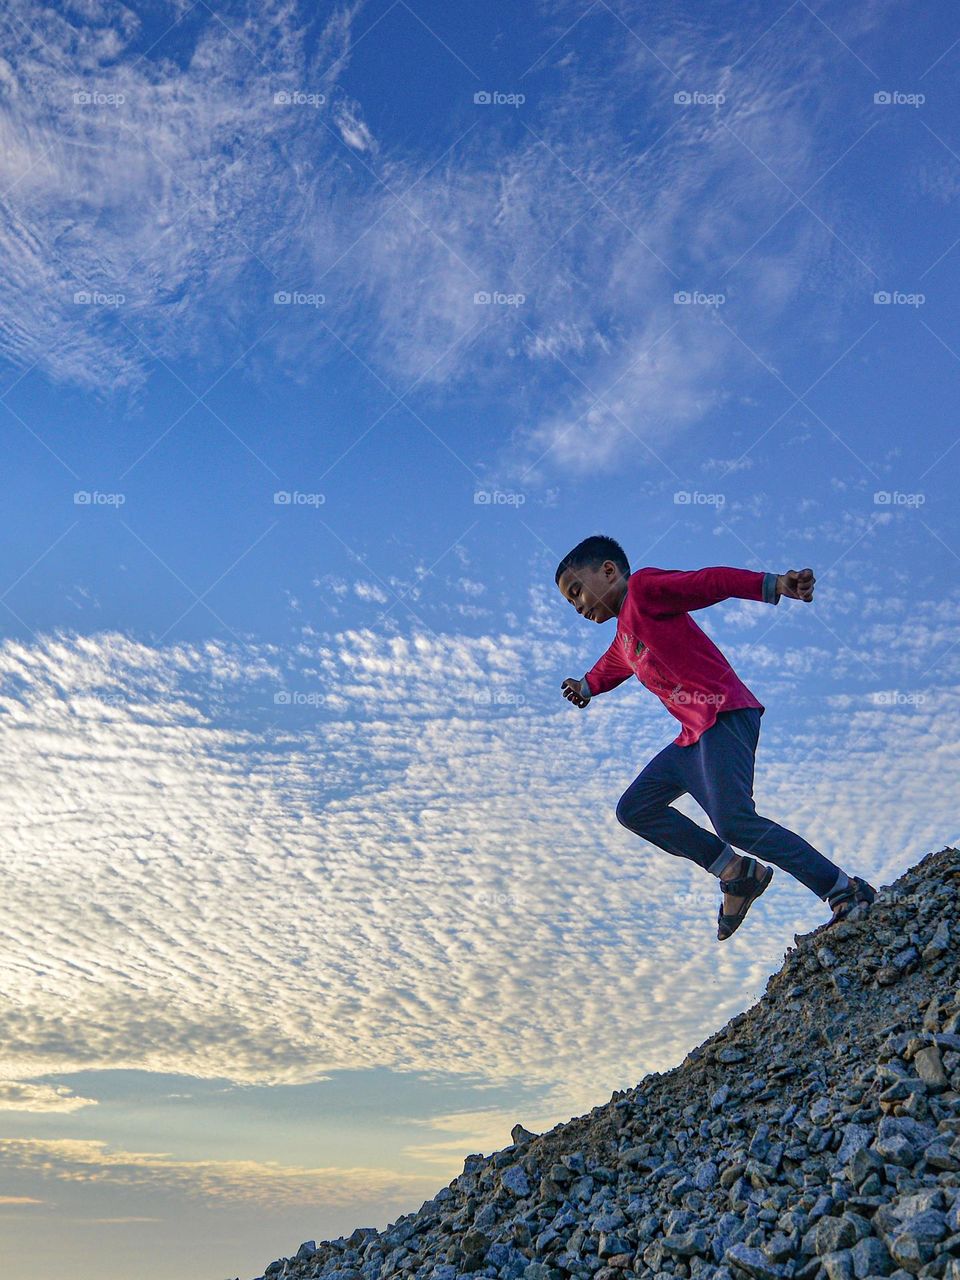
556 534 876 940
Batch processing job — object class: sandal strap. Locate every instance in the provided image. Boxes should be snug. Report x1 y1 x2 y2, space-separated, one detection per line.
720 856 761 895
829 876 865 908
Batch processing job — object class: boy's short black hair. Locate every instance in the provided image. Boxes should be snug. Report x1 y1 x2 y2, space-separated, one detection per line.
555 535 630 586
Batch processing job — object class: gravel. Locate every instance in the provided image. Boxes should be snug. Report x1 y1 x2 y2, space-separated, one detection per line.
249 844 960 1280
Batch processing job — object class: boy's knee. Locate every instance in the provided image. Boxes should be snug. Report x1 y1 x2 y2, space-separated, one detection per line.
616 790 650 832
615 793 637 830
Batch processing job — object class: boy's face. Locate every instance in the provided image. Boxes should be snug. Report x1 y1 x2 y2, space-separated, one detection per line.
557 560 626 623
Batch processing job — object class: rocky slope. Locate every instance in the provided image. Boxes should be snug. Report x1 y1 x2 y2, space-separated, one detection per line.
250 844 960 1280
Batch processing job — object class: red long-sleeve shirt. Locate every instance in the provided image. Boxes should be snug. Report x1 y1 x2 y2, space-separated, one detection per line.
582 566 781 746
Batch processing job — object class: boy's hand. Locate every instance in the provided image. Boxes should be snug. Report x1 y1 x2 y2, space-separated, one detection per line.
776 568 815 602
561 676 591 708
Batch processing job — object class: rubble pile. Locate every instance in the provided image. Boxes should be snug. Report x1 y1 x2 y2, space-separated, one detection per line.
250 844 960 1280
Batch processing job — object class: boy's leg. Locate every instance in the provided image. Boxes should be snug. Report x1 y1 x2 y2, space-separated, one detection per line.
615 740 739 873
690 707 850 902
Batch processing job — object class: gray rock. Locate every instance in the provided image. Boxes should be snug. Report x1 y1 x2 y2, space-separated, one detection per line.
849 1147 885 1188
662 1229 709 1258
874 1134 917 1166
597 1233 631 1259
837 1125 874 1167
893 1189 945 1218
898 1209 947 1242
718 1047 748 1064
712 1084 732 1110
912 1046 948 1090
808 1216 859 1256
922 921 950 961
850 1236 893 1278
724 1242 787 1279
887 1209 947 1271
592 1211 626 1231
821 1251 854 1280
473 1203 499 1231
500 1167 530 1198
762 1233 799 1263
567 1175 593 1202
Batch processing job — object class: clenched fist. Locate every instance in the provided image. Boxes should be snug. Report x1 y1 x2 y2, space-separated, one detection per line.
561 677 591 708
776 568 815 602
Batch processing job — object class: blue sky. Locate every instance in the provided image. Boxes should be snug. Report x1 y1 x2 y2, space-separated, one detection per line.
1 0 959 1277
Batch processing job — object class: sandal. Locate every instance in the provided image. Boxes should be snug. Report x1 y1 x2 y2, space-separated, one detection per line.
825 875 877 927
717 855 774 941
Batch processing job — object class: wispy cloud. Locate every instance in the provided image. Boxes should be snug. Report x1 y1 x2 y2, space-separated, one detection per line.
0 0 890 481
0 0 362 391
0 1080 98 1113
0 1138 436 1208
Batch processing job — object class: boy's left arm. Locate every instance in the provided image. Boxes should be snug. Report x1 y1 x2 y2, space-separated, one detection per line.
638 565 786 615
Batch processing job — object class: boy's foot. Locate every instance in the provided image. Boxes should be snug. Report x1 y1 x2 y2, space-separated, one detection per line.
717 854 774 941
825 875 877 927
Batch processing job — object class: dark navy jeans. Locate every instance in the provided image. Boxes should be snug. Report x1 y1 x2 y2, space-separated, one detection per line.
615 706 846 901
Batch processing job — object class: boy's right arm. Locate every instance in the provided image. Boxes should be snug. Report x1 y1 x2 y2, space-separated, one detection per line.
562 637 633 707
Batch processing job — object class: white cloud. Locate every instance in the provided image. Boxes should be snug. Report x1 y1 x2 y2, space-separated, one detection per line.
0 0 883 480
0 0 360 391
0 618 955 1155
333 95 378 152
0 1138 436 1209
0 1081 98 1113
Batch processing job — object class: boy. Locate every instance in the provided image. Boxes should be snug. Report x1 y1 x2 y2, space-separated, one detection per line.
556 534 876 939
